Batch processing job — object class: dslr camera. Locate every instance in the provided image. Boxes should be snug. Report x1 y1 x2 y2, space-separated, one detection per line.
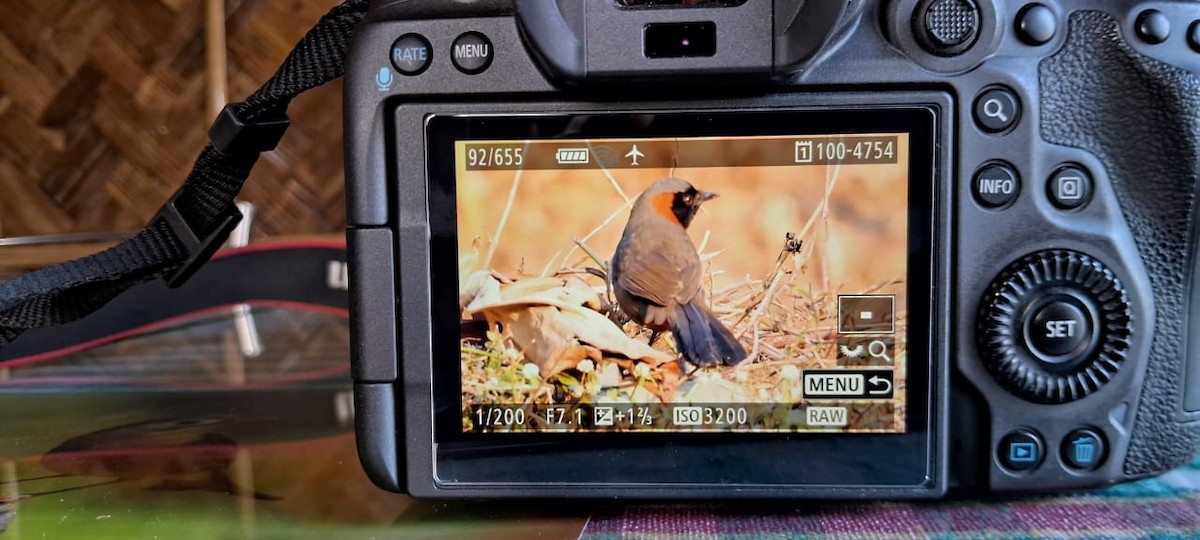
344 0 1200 498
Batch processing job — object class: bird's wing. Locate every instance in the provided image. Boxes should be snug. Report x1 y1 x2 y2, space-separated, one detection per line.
615 237 703 307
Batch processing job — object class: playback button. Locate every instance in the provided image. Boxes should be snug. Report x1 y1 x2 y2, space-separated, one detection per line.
999 428 1045 472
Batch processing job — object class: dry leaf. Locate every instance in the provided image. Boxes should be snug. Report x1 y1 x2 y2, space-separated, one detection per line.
462 273 674 377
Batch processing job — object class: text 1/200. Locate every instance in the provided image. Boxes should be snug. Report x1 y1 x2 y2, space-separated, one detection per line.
474 406 526 428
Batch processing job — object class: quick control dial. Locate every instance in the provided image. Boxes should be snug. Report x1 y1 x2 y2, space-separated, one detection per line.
977 251 1132 403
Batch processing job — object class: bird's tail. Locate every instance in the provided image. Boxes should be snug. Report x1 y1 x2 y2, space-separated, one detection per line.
668 301 748 367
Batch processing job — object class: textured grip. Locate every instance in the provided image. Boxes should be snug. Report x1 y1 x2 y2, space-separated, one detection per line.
1040 11 1200 476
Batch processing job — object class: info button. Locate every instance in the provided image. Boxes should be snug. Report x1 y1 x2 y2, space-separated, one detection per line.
973 162 1020 209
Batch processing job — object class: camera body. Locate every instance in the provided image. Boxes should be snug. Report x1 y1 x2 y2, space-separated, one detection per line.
344 0 1200 498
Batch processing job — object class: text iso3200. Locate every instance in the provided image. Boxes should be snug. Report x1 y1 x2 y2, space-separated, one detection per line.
672 406 749 427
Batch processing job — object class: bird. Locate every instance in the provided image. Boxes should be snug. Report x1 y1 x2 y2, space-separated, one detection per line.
610 177 748 367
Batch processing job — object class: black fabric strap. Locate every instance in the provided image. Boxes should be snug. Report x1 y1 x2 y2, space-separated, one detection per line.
0 0 369 346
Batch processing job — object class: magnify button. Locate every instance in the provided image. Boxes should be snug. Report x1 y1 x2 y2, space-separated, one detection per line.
869 340 893 363
974 87 1021 133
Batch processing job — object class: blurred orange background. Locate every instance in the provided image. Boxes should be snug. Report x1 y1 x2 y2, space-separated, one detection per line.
455 134 910 302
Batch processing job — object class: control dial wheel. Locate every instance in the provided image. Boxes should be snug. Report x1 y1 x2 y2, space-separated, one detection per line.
977 250 1132 403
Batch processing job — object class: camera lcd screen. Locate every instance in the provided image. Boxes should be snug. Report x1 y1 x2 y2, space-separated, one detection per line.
452 130 911 435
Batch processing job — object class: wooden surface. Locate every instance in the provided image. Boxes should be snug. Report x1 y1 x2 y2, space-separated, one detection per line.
0 0 346 242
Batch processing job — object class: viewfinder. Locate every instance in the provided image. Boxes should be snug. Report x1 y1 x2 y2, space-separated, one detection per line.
644 22 717 58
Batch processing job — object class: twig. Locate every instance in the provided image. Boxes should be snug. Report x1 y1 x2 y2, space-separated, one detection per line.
462 346 503 362
819 155 843 292
670 139 680 176
539 248 563 278
561 198 633 265
732 239 798 329
573 236 609 273
483 145 529 270
586 140 631 203
696 230 711 254
861 275 904 294
739 261 788 357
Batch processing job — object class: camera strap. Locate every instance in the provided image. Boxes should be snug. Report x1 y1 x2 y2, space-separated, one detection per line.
0 0 369 347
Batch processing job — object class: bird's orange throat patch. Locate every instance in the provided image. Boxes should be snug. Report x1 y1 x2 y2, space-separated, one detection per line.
651 192 681 226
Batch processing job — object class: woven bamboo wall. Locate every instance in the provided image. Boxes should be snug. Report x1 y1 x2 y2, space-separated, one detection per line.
0 0 345 241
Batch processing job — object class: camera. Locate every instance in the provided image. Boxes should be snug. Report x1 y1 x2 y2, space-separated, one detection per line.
343 0 1200 498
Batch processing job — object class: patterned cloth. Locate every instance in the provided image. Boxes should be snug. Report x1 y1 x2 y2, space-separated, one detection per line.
582 455 1200 539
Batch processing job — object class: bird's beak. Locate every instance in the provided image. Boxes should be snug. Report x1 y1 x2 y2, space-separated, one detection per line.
699 191 719 203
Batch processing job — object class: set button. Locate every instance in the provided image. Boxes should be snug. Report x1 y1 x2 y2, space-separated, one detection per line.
1025 295 1095 364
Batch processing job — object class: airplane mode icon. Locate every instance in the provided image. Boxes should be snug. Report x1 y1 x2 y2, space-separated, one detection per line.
625 144 645 166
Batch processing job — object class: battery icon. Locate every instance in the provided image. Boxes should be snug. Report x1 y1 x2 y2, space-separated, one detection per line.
556 148 590 164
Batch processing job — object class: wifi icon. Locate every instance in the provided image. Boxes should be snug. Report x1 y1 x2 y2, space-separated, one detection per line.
591 145 618 168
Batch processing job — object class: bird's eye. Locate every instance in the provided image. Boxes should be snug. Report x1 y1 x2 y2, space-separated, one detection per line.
683 195 693 204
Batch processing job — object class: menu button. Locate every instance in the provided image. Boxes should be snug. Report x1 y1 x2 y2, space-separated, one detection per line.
452 32 494 74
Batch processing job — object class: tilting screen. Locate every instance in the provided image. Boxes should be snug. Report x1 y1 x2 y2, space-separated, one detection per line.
454 133 910 433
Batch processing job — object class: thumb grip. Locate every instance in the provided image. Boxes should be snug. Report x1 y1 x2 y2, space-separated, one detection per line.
1039 10 1200 477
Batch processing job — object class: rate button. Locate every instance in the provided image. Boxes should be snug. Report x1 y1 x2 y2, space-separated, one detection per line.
390 33 431 75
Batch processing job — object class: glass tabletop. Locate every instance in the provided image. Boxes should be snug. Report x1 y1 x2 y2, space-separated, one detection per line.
0 244 1196 539
0 305 589 539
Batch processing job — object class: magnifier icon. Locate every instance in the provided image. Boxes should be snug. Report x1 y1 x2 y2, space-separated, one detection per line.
869 340 892 363
983 99 1009 122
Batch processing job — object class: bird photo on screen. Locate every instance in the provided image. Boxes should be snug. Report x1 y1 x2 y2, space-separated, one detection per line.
611 177 748 368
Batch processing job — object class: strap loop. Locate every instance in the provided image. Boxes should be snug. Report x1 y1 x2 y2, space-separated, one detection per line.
0 0 369 347
151 190 243 288
208 103 291 156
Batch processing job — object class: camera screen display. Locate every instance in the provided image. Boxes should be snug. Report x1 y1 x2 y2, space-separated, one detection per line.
453 131 910 434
